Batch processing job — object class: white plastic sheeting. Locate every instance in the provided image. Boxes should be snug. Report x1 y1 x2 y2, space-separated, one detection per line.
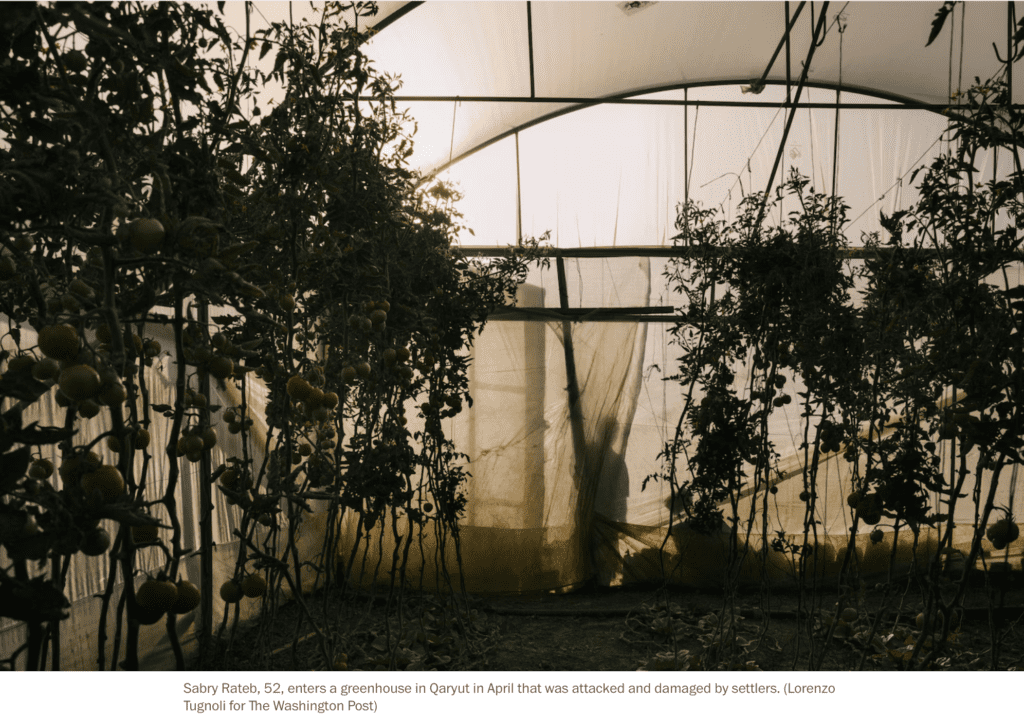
0 317 270 670
7 1 1024 669
363 2 1023 177
447 85 959 246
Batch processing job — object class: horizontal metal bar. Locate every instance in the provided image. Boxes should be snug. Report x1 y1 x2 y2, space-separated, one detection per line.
404 79 1024 182
363 94 1014 113
458 244 1024 260
493 305 674 316
487 312 684 323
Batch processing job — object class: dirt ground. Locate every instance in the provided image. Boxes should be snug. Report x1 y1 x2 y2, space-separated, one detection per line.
203 575 1024 672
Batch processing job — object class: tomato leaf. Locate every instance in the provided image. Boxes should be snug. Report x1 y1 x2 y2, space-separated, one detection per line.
926 1 956 47
6 422 74 446
0 574 70 623
0 447 30 495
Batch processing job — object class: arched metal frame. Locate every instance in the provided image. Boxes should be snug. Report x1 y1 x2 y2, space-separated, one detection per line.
377 78 1023 183
359 2 1022 183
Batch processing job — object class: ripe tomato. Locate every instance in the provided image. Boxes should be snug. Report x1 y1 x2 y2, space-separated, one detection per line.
128 218 166 254
220 580 243 603
171 581 201 613
38 324 80 361
241 573 268 598
136 578 178 612
81 465 125 502
59 364 102 401
80 526 111 556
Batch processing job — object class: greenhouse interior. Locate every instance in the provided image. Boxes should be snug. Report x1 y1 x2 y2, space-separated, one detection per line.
2 0 1024 672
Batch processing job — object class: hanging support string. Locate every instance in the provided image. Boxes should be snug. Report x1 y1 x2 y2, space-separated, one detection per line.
943 2 956 161
744 1 806 94
683 87 689 241
689 102 700 202
830 12 846 238
755 1 832 229
515 131 523 247
846 136 943 229
711 108 783 218
448 97 459 167
679 91 701 243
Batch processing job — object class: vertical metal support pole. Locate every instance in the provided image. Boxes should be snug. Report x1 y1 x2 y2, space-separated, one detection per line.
521 284 546 530
50 556 60 669
555 255 586 483
683 89 689 206
526 1 536 99
197 301 214 652
1009 3 1023 175
785 2 792 104
1009 3 1014 105
515 131 523 247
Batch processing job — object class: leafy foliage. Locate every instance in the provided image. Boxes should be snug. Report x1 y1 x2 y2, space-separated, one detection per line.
0 1 538 671
650 69 1024 667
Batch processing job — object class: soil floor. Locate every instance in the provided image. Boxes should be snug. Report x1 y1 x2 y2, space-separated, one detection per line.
204 576 1024 672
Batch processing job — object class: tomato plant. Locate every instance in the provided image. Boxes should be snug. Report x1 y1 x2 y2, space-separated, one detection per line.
652 75 1024 667
0 1 539 671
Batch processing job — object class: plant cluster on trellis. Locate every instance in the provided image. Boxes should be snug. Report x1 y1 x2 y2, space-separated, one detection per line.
0 1 539 671
649 63 1024 667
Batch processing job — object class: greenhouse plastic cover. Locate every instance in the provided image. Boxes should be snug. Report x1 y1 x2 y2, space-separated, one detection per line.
270 0 1024 597
360 1 1024 177
5 1 1024 669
